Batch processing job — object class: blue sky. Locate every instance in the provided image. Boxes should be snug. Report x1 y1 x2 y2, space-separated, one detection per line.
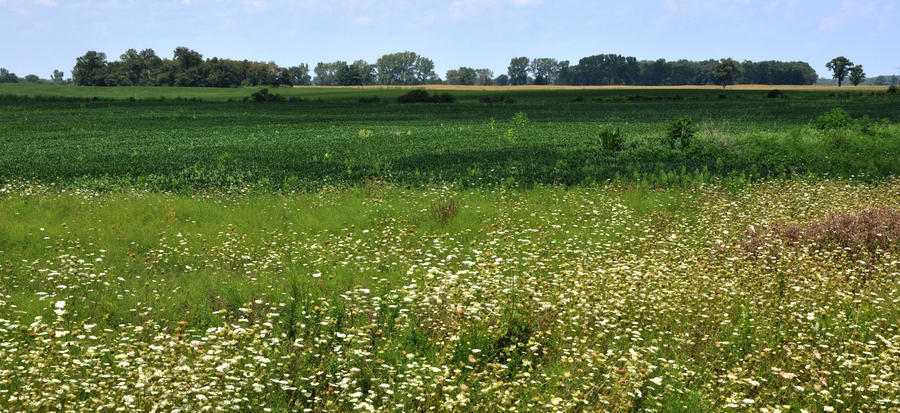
1 0 898 80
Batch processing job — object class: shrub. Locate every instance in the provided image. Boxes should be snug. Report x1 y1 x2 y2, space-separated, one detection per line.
512 111 528 127
597 127 623 152
397 89 455 104
767 89 784 99
887 85 899 96
666 116 695 149
744 206 900 260
433 93 456 103
479 95 515 104
815 108 853 129
250 88 285 102
429 198 460 225
398 89 431 103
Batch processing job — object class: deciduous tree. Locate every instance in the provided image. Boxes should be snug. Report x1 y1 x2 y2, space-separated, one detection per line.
51 70 65 84
475 69 493 86
288 63 311 86
826 56 853 87
529 58 559 85
507 57 529 85
72 51 108 86
712 58 741 88
849 64 865 86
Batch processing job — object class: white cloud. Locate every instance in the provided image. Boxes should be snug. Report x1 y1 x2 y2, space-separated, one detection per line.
818 0 893 31
34 0 59 6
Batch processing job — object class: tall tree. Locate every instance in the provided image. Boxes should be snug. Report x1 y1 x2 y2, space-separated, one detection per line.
119 48 145 85
475 69 493 86
849 65 865 86
0 68 16 83
712 58 741 88
288 63 311 86
376 51 421 85
51 70 65 84
826 56 853 87
573 54 638 85
137 49 162 85
507 57 530 85
414 56 438 84
446 67 476 85
639 59 671 85
72 51 109 86
313 61 344 86
336 60 376 86
529 58 559 85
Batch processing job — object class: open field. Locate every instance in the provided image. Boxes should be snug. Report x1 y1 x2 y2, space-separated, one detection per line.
311 84 894 91
1 83 894 101
1 86 899 411
2 84 899 191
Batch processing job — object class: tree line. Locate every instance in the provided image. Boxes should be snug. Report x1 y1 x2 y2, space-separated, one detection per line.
0 47 885 87
498 56 819 87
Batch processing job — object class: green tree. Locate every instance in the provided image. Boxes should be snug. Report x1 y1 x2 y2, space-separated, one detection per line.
475 69 493 86
288 63 311 86
172 47 205 86
446 67 476 85
414 56 438 84
51 70 65 84
712 58 741 88
173 47 203 70
507 57 529 85
849 64 865 86
529 58 559 85
376 51 422 85
72 51 109 86
119 48 143 84
314 61 344 86
137 49 162 85
825 56 853 87
336 60 375 86
571 54 639 85
494 74 509 86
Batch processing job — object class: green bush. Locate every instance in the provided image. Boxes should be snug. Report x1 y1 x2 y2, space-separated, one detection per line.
667 116 695 149
815 108 853 129
250 88 285 102
598 127 623 152
887 85 899 96
397 89 455 104
479 95 515 104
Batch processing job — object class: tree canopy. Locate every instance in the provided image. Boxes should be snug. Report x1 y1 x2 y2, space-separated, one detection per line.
63 47 825 88
713 58 741 88
826 56 853 87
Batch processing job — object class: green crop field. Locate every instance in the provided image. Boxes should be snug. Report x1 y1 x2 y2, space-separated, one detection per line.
1 85 899 411
3 84 900 190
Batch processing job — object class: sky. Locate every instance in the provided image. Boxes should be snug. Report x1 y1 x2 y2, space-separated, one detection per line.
1 0 898 80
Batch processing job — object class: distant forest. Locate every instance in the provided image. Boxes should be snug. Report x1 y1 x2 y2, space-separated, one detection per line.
2 47 892 88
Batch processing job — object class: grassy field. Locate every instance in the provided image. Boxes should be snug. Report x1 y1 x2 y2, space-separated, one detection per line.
1 85 899 411
2 84 899 191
